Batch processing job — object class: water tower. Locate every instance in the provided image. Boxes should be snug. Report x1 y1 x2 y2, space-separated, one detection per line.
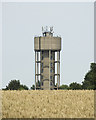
34 27 61 90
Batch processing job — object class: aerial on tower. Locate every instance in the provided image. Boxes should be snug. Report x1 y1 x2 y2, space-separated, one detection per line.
34 27 61 90
42 26 54 37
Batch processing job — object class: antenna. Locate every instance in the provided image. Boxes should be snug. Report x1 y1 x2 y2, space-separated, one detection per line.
42 26 54 36
50 26 53 33
50 26 54 34
42 26 43 32
46 26 48 32
42 26 44 34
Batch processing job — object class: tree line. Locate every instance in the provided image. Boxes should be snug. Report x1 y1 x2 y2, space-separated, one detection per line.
2 63 96 90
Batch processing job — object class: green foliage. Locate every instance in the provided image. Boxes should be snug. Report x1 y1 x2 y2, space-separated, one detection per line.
30 85 35 90
69 82 82 90
59 84 69 90
19 85 29 90
82 63 96 90
6 80 20 90
19 86 25 90
90 63 96 71
4 80 29 90
30 81 40 90
2 86 8 90
2 86 9 90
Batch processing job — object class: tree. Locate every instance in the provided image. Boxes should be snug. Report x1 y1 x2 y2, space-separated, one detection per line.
30 85 35 90
30 80 41 90
82 63 96 90
69 82 82 90
6 80 20 90
4 80 29 90
19 85 29 90
59 84 69 90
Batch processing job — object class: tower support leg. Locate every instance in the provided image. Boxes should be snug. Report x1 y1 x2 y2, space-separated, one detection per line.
57 51 60 89
49 50 51 90
59 51 60 87
37 52 39 88
35 51 36 90
57 51 59 90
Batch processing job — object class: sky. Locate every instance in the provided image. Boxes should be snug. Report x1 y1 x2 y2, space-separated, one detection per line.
2 2 94 89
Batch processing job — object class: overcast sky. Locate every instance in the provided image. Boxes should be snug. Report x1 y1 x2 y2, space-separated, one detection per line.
2 2 94 89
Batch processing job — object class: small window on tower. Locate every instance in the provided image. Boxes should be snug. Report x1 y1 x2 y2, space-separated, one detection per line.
41 75 43 79
42 82 43 86
51 56 52 60
50 63 52 67
50 69 52 73
41 68 43 73
50 76 52 79
42 56 43 60
50 82 52 86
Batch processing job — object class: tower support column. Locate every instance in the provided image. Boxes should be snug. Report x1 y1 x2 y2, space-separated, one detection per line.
57 51 60 89
37 52 39 87
35 51 36 90
59 51 60 87
57 51 58 90
49 50 51 90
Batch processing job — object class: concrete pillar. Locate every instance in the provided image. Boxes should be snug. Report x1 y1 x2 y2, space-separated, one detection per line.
35 51 36 90
59 51 60 87
57 51 60 88
40 52 41 88
57 51 59 90
37 52 39 87
49 50 51 90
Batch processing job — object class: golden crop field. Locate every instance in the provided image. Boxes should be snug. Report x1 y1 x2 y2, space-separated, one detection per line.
0 90 2 119
1 90 95 118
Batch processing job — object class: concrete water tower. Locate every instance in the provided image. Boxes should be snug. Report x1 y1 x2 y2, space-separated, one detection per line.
34 26 61 90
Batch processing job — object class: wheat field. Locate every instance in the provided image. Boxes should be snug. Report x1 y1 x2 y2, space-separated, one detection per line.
1 90 95 118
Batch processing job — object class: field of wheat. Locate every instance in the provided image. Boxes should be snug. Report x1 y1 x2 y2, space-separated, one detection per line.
1 90 95 118
0 90 2 119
